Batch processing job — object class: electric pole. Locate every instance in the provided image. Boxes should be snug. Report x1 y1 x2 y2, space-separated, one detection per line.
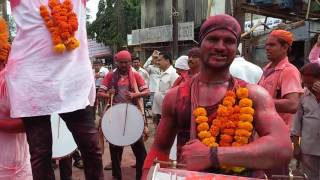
172 0 178 60
1 0 8 21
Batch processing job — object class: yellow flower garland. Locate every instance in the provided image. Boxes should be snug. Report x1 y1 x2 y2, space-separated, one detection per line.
193 87 255 174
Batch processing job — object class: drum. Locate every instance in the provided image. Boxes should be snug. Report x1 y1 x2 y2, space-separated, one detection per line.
51 113 77 159
148 164 264 180
101 103 144 146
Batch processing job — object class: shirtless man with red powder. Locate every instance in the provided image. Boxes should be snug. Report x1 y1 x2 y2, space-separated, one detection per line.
142 14 292 179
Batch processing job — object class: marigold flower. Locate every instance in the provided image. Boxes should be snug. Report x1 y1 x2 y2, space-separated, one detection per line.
197 131 211 139
232 167 246 173
66 37 80 50
232 142 244 147
220 134 233 143
222 128 235 136
217 105 229 116
219 142 231 147
233 105 240 113
240 107 254 115
202 137 216 145
237 121 253 131
197 122 209 132
54 43 66 53
239 114 253 122
196 116 208 124
234 136 249 144
235 129 251 137
210 126 220 137
225 90 236 98
211 119 221 127
221 121 236 129
223 100 233 107
239 98 253 107
223 96 235 105
236 87 249 99
209 142 219 147
193 107 207 117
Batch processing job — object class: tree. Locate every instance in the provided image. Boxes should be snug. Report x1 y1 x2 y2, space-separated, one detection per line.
87 0 140 52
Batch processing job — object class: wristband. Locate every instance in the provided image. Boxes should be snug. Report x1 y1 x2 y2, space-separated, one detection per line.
210 147 219 168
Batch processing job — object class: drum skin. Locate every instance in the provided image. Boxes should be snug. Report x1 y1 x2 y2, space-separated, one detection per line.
51 113 77 159
101 103 144 146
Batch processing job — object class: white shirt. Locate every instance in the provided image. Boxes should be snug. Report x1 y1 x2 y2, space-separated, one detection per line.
229 56 263 84
6 0 95 117
143 56 160 92
136 67 149 86
152 65 179 114
96 66 109 87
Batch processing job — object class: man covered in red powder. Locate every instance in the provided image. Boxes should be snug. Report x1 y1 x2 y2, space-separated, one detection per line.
142 14 292 179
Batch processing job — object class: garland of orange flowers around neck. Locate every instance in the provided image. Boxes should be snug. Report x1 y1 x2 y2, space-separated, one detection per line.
39 0 80 53
193 87 254 174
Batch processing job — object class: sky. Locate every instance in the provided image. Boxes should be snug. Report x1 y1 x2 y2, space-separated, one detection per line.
87 0 100 22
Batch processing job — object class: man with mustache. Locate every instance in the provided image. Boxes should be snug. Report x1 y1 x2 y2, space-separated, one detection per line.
142 14 292 179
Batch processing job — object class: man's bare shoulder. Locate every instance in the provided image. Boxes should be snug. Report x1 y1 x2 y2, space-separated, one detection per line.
247 84 272 101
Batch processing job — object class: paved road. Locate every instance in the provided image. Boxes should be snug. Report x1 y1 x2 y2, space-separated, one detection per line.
54 116 156 180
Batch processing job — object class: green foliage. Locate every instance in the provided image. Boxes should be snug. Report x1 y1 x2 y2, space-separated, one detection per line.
87 0 140 49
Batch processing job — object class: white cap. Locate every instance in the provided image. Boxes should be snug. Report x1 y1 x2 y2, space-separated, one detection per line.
174 55 190 70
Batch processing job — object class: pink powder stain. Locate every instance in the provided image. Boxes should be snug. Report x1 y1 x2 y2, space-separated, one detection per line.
82 0 86 6
10 0 21 10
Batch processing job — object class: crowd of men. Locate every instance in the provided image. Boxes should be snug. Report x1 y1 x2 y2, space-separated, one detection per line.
0 1 320 180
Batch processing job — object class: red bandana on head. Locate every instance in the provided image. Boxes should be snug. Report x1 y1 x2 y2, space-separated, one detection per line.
270 30 294 46
115 50 132 62
199 14 241 43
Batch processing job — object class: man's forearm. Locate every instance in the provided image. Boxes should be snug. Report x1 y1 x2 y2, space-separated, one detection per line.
274 99 298 113
217 136 292 169
0 119 25 133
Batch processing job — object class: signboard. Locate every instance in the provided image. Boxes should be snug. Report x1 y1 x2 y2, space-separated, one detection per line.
88 39 111 59
131 22 194 45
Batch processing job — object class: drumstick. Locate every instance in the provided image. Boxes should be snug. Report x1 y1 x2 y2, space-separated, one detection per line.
109 93 114 124
123 103 129 136
154 159 186 168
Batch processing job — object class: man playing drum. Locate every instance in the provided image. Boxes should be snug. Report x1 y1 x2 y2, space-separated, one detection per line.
6 0 103 179
142 14 292 179
98 50 150 180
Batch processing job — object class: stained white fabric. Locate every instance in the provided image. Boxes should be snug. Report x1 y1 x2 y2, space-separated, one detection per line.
152 66 178 114
6 0 95 117
229 56 263 84
0 70 32 180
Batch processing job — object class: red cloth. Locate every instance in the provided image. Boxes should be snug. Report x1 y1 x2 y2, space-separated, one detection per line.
115 50 132 62
270 30 294 46
188 47 200 57
199 14 241 42
101 70 147 104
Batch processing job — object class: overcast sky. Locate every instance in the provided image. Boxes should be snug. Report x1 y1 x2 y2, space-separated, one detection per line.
87 0 100 22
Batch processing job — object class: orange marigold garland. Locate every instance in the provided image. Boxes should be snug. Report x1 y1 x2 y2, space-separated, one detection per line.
39 0 80 53
193 87 255 174
194 107 219 147
0 18 10 62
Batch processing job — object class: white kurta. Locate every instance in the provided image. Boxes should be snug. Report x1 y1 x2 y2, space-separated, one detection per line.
6 0 95 117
